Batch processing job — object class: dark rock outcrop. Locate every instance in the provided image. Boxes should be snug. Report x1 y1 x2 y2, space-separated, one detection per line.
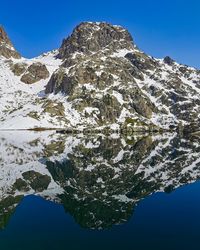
10 62 27 76
58 22 133 59
2 21 200 131
45 22 161 128
21 62 49 84
0 26 21 59
164 56 174 65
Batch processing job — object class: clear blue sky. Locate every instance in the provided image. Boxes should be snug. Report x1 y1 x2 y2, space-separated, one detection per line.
1 0 200 67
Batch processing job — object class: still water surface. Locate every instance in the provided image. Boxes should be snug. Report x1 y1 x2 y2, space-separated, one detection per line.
0 131 200 250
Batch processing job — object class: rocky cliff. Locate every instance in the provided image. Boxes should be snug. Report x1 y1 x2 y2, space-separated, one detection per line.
0 26 21 59
0 22 200 131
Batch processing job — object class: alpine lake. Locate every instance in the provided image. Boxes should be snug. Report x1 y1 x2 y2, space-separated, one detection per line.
0 130 200 250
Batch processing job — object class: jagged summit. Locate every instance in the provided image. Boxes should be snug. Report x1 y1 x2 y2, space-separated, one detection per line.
0 26 12 45
58 22 134 59
163 56 175 66
0 26 21 59
0 21 200 132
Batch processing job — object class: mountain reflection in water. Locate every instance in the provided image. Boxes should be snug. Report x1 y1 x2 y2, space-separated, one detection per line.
0 131 200 231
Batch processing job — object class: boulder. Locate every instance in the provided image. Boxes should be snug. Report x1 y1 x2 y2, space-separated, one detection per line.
21 62 49 84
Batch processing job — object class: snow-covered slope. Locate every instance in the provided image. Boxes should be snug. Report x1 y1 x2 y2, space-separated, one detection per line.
0 22 200 131
0 50 63 129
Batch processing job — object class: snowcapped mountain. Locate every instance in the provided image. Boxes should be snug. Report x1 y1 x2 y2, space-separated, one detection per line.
1 22 200 131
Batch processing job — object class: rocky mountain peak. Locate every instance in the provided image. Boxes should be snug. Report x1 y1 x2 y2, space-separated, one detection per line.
58 22 134 59
1 22 200 132
164 56 175 65
0 26 21 59
0 26 12 45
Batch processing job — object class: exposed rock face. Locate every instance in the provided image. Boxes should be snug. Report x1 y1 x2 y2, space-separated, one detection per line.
1 22 200 131
0 26 12 45
10 62 27 76
44 22 200 131
58 22 133 59
45 22 161 129
45 67 76 95
0 26 21 59
163 56 174 65
21 62 49 84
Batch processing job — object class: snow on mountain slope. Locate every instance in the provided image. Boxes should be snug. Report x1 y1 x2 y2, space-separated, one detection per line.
0 50 63 129
0 22 200 131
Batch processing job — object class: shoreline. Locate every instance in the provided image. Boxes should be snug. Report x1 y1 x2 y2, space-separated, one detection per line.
0 126 199 137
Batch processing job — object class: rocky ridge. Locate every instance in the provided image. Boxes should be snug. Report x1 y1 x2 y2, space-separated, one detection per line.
0 26 21 59
0 22 200 131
